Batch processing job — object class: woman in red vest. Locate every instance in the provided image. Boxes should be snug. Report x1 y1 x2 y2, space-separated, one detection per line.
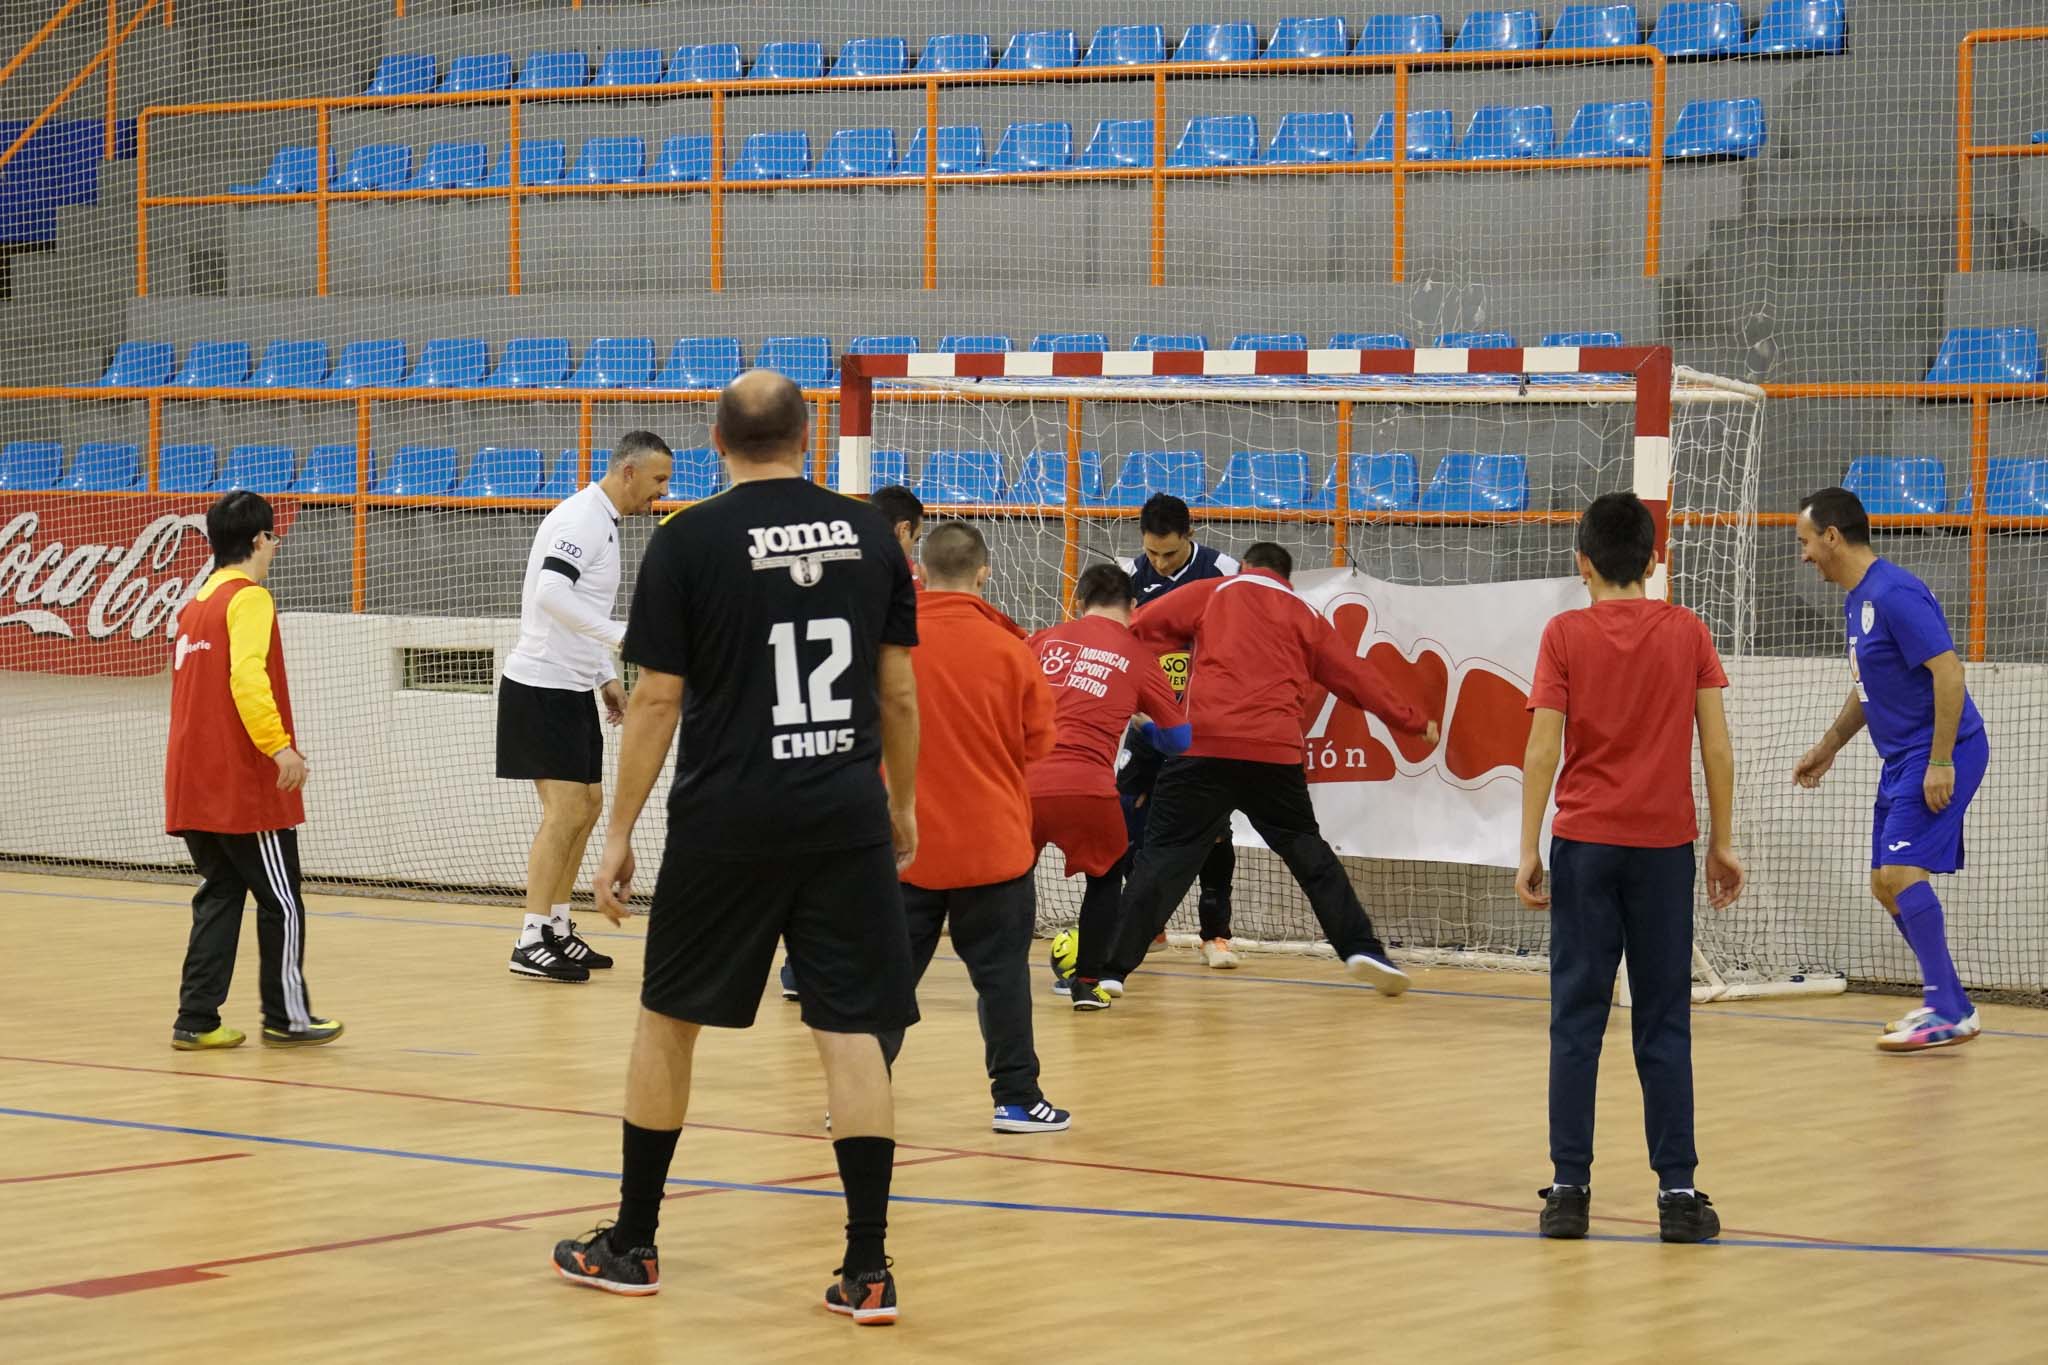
164 491 340 1049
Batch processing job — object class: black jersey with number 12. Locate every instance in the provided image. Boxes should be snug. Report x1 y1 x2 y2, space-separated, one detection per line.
623 478 918 855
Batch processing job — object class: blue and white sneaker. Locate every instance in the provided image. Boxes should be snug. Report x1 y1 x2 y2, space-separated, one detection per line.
993 1101 1071 1134
1345 952 1410 997
1883 1003 1979 1035
1051 971 1072 998
779 961 799 1001
1877 1011 1981 1053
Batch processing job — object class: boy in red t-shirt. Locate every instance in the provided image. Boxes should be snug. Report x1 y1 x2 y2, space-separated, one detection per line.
1516 492 1744 1245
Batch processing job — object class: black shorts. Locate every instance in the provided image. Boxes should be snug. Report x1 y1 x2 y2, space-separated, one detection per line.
495 677 602 784
642 838 919 1034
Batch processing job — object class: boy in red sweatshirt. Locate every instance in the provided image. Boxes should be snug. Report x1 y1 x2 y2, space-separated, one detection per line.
884 521 1068 1133
1105 542 1437 996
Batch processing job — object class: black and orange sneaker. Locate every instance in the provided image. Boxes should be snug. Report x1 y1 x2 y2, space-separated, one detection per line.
552 1223 659 1296
824 1261 897 1326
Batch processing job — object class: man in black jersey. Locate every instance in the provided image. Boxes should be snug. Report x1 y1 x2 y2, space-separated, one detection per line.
549 371 921 1327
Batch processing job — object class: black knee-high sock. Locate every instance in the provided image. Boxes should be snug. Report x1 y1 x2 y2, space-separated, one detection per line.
834 1136 895 1275
612 1120 681 1250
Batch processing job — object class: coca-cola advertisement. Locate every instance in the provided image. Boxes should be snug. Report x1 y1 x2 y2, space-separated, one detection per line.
0 495 296 678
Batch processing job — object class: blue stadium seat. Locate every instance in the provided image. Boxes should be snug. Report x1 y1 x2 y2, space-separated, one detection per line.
97 341 172 386
731 131 811 180
231 145 327 194
1925 328 2043 384
1212 451 1312 508
0 440 62 490
455 446 543 499
440 53 512 93
1740 0 1844 55
336 143 412 191
1134 333 1208 351
1031 333 1110 352
1175 22 1258 63
569 135 646 184
989 122 1072 173
1844 457 1946 516
865 449 909 492
294 444 360 495
1958 459 2048 516
1438 331 1519 347
490 338 572 388
646 134 712 182
850 335 921 354
376 445 457 497
998 30 1078 71
915 34 992 72
1462 105 1557 159
1100 451 1209 506
1084 24 1165 66
1007 448 1103 504
1453 10 1543 51
517 50 589 89
538 450 583 499
1267 16 1350 59
478 139 568 187
753 42 824 80
2033 130 2048 145
569 337 655 388
669 43 742 83
758 335 834 386
1168 115 1258 168
366 53 436 96
404 338 489 388
214 444 296 494
1650 2 1746 57
1233 332 1308 350
1078 119 1153 169
64 442 142 492
250 340 328 388
896 125 987 175
594 48 663 87
656 337 743 388
1544 330 1625 345
832 37 908 78
1548 4 1642 49
404 141 488 190
917 449 1006 504
1357 14 1447 54
1560 100 1653 158
1668 98 1767 159
670 447 725 501
1361 109 1457 161
938 334 1010 353
1330 331 1410 348
1306 453 1421 510
159 443 217 493
814 128 898 178
1421 453 1528 510
1262 112 1357 164
327 339 406 388
174 341 251 387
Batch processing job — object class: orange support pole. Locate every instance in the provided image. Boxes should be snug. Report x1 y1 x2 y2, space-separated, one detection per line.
104 0 117 160
163 0 172 25
1390 62 1409 283
395 0 405 17
507 98 523 294
133 112 149 295
0 0 88 90
578 400 594 482
315 103 331 295
145 393 161 491
0 0 159 175
1332 401 1353 567
1149 72 1166 287
1644 55 1665 277
1967 394 1989 662
922 79 938 290
1062 398 1083 599
1957 35 1976 272
813 396 832 481
352 398 371 612
709 90 725 291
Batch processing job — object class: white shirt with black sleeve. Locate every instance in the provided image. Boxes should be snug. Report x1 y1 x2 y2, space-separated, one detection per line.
503 483 625 693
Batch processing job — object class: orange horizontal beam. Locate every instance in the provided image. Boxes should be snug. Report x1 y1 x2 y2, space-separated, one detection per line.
1759 381 2048 400
1960 143 2048 159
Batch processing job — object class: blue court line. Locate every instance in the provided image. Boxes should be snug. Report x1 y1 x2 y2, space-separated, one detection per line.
12 884 2048 1041
3 1105 2045 1264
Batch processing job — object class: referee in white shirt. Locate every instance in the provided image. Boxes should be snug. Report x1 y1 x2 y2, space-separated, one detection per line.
499 431 675 982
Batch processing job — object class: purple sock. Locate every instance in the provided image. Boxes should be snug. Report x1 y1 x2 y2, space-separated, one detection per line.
1894 883 1971 1022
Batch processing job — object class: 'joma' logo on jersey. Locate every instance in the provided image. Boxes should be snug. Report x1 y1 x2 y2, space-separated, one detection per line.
747 521 859 559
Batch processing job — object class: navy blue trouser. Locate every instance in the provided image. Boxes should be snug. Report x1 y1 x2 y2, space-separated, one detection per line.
1548 837 1698 1189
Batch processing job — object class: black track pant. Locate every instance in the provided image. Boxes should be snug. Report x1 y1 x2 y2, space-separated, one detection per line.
881 874 1043 1108
174 829 316 1035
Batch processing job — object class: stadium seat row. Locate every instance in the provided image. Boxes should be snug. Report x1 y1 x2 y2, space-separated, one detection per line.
362 3 1844 95
92 331 1626 390
232 100 1764 192
1845 456 2048 516
1923 327 2044 385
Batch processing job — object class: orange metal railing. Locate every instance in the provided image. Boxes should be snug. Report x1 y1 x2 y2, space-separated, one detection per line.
1956 25 2048 272
0 0 163 174
133 45 1672 298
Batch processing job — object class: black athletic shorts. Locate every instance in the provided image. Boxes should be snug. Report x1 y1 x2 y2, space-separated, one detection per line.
495 677 602 784
642 837 919 1034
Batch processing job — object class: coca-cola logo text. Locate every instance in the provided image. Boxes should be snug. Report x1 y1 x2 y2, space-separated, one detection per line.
0 510 214 648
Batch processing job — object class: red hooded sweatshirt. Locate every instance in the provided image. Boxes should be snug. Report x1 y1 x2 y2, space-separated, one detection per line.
1129 568 1426 765
900 591 1057 890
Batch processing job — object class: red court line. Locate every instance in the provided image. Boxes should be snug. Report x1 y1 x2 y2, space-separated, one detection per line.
0 1152 248 1184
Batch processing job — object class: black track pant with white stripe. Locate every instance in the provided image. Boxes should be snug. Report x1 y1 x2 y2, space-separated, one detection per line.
175 829 315 1035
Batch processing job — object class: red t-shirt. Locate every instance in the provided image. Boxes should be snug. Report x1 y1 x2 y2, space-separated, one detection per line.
1026 614 1187 799
1527 597 1728 849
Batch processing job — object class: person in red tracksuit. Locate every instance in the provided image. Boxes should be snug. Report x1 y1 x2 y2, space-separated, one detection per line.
1027 563 1190 1012
1101 541 1439 998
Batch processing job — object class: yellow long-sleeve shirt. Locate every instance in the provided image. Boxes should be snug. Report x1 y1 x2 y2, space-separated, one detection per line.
193 567 292 756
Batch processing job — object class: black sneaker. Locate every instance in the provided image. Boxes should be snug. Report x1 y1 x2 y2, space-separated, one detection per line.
1538 1185 1590 1239
557 920 613 970
1658 1190 1720 1243
824 1260 897 1325
552 1223 659 1296
511 928 590 983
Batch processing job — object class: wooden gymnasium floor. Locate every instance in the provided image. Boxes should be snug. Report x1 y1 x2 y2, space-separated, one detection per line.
3 870 2044 1364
